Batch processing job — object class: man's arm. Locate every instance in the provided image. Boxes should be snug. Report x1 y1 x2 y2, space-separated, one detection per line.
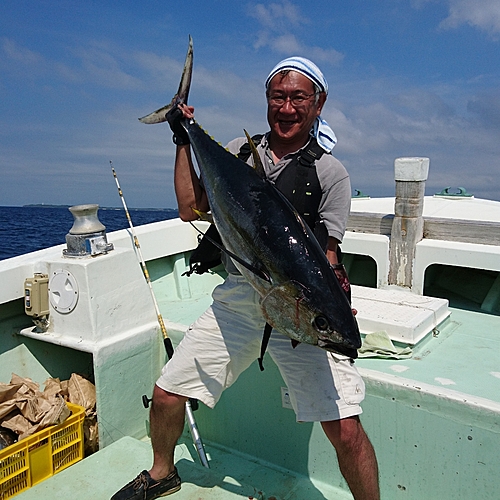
325 237 339 265
327 236 356 312
168 104 210 221
173 144 209 221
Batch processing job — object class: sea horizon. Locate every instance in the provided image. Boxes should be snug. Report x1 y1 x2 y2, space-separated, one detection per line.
0 205 179 261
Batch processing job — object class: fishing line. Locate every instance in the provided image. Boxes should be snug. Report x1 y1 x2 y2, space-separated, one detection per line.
110 160 210 468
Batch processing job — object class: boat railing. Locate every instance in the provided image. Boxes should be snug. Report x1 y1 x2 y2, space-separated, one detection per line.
347 211 500 246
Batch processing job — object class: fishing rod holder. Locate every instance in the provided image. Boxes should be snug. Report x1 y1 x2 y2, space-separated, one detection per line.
63 204 114 258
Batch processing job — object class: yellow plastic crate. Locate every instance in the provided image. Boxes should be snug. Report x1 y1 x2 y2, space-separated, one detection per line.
0 402 84 499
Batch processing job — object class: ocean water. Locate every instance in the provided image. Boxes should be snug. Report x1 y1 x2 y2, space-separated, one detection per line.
0 206 179 261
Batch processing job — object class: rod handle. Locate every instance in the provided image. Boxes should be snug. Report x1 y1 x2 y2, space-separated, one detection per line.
164 337 175 359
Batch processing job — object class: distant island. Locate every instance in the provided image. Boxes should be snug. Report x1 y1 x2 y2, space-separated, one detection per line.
22 204 173 211
23 204 71 208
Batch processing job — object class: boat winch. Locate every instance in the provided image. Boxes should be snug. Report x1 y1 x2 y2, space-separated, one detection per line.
63 204 114 258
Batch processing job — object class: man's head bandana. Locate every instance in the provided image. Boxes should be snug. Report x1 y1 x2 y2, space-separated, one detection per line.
266 56 328 95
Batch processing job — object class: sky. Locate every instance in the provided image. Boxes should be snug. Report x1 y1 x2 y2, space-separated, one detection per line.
1 0 499 209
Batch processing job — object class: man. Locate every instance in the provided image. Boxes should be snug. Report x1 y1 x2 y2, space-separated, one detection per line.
112 57 379 500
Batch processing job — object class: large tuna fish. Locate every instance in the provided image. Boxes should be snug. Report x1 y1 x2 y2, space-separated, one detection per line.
140 37 361 358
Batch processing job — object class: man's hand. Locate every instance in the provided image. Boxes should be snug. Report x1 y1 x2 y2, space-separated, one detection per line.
332 263 357 315
166 104 193 145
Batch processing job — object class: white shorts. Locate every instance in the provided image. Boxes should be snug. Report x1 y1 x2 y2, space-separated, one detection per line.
156 274 365 422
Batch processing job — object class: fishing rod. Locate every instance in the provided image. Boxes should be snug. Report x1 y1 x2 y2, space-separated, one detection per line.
110 161 210 469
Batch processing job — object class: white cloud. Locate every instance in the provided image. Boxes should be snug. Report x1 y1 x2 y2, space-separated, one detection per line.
1 37 43 65
71 42 144 90
271 34 302 53
1 37 147 91
442 0 500 35
467 90 500 128
318 77 500 201
251 1 303 29
0 38 47 83
248 1 343 64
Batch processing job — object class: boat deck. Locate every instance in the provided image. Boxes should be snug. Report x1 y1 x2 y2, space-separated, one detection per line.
16 436 352 500
3 211 500 499
159 280 500 408
358 306 500 405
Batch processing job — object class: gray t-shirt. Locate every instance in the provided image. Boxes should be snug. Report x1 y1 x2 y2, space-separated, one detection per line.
219 133 351 274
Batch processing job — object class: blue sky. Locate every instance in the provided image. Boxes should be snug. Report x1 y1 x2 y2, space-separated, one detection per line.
1 0 499 208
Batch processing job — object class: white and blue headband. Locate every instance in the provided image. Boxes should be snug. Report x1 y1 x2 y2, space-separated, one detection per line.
265 57 336 152
265 56 329 95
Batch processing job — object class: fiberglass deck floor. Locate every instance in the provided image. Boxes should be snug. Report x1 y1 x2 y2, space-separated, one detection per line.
16 436 353 500
356 306 500 404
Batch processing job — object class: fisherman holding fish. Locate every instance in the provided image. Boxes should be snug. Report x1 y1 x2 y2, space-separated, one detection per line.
112 56 379 500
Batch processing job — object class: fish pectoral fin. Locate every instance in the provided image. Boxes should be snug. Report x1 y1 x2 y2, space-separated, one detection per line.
225 253 270 283
232 257 270 282
191 207 214 224
243 129 265 179
188 222 271 283
139 35 193 124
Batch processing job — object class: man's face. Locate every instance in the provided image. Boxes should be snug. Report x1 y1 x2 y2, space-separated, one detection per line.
267 71 326 146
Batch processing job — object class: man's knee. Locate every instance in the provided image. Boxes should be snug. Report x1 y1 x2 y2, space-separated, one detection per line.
152 384 188 409
321 415 367 452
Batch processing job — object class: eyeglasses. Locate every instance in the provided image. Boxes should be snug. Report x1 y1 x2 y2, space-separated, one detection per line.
266 92 319 108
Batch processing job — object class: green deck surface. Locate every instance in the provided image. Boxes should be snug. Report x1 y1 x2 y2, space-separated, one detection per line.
157 280 500 407
357 307 500 403
16 436 352 500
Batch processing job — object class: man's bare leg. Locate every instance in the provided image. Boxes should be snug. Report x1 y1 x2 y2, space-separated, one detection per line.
148 385 187 480
321 416 380 500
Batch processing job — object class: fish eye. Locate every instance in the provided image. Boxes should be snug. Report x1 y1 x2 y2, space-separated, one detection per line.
313 315 329 332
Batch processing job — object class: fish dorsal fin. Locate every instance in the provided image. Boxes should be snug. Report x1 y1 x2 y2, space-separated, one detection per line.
244 129 265 179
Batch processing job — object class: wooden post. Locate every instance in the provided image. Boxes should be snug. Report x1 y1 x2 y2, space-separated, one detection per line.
388 157 429 288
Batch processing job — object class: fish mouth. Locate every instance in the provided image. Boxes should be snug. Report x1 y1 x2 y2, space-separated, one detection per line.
317 336 359 359
312 315 359 358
